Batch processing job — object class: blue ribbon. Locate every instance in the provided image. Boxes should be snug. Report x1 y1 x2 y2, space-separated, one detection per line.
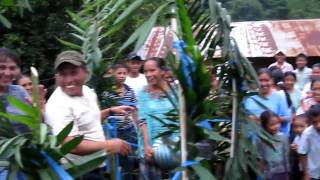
172 161 199 180
197 119 231 130
173 40 196 88
41 152 73 180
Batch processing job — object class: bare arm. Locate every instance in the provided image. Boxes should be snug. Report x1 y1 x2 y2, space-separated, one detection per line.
101 106 135 120
141 123 153 160
132 108 138 129
63 136 130 156
64 136 107 156
299 155 310 180
259 159 265 177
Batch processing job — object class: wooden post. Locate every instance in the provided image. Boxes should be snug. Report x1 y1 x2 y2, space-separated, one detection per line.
230 78 237 158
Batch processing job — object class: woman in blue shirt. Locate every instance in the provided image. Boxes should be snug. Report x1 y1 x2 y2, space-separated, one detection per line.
244 68 292 136
137 57 178 180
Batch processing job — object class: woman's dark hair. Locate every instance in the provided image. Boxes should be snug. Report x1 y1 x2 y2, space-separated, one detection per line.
312 63 320 69
13 74 30 85
307 104 320 123
284 71 296 80
145 57 166 70
0 48 21 66
257 68 272 78
270 69 284 85
260 110 278 130
111 63 128 71
162 65 172 72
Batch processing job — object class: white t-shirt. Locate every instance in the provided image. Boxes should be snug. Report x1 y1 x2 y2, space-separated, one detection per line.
45 85 106 162
125 73 147 96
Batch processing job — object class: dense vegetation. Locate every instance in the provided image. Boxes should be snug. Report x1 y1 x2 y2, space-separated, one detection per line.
0 0 319 87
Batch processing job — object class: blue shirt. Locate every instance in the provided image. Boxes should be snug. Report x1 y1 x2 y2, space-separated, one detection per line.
244 92 292 135
137 87 178 158
0 85 30 133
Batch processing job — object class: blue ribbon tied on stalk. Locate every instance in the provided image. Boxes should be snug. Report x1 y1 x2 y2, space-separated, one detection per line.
173 40 196 88
41 152 73 180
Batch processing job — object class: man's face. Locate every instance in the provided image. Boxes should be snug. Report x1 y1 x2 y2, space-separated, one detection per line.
292 118 308 135
113 67 128 84
56 63 88 96
0 58 19 88
275 54 286 63
296 57 307 69
128 59 142 73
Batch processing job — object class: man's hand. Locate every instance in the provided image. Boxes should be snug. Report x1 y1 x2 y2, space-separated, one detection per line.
107 138 131 156
290 143 298 152
110 105 135 116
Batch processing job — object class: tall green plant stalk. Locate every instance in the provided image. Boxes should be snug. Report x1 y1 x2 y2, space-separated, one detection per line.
113 0 265 179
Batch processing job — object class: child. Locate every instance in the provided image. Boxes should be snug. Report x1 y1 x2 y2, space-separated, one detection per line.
290 114 309 180
105 63 138 179
298 104 320 180
257 110 290 180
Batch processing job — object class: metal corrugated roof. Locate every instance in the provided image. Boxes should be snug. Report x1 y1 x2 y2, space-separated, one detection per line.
231 19 320 57
138 19 320 59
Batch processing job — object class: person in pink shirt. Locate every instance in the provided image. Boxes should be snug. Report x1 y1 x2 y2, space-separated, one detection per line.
268 50 294 73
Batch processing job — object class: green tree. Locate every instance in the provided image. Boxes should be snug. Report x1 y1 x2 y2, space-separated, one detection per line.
0 0 81 91
228 0 264 21
258 0 289 20
288 0 320 19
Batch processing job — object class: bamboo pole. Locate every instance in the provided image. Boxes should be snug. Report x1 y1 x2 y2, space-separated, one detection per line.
179 85 188 180
230 78 237 158
170 6 188 180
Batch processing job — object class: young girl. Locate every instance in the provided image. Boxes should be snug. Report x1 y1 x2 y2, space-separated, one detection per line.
283 72 302 114
290 114 309 180
137 57 178 180
257 110 290 180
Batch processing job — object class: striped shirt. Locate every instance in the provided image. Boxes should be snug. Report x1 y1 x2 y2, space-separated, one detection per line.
103 84 137 130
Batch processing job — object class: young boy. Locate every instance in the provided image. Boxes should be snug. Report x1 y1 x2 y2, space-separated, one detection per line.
298 105 320 180
290 114 309 180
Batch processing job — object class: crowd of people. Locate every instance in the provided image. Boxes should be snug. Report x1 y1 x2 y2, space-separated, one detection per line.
0 47 320 180
245 50 320 180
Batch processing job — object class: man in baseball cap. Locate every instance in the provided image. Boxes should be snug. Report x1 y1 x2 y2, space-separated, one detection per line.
46 50 133 177
268 49 294 73
125 52 147 96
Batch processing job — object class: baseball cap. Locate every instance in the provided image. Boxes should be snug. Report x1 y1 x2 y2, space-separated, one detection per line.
274 49 286 56
128 52 142 61
54 50 85 70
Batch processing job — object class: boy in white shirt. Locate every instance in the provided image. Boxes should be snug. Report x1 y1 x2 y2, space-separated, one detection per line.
298 105 320 180
125 52 147 96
